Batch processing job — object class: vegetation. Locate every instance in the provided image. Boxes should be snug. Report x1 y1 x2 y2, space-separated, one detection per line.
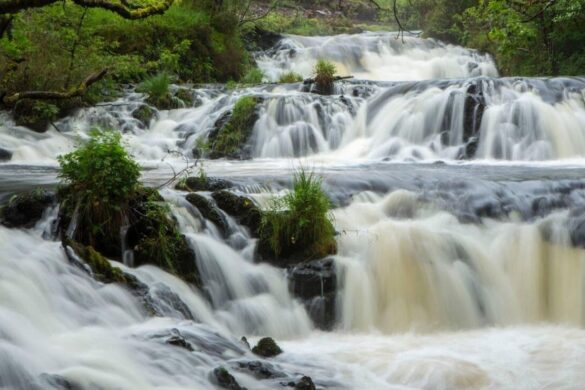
210 95 258 158
313 59 336 95
57 130 200 285
240 68 265 84
137 72 176 109
278 71 303 83
259 168 336 263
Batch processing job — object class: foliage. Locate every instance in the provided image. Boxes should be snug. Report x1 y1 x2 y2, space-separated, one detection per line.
314 59 336 94
136 72 177 108
260 168 336 260
278 71 303 83
211 95 258 157
240 67 265 84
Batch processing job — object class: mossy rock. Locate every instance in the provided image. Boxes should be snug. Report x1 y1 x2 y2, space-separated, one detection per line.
132 105 156 127
147 93 179 110
64 239 127 284
12 100 59 133
208 96 262 159
212 190 261 236
186 193 228 236
174 88 194 107
1 189 55 228
176 176 232 192
211 367 244 390
251 337 282 358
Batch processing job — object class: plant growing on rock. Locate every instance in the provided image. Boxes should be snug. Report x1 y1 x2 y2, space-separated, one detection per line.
137 72 177 109
259 168 336 264
313 59 336 95
278 71 304 84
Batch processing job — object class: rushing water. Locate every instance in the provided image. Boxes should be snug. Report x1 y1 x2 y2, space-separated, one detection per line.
3 32 585 389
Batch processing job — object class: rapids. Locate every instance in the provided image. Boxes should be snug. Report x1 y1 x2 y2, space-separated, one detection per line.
2 31 585 389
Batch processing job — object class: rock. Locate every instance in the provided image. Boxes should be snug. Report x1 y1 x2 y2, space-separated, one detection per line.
236 360 285 379
462 82 486 158
294 376 316 390
211 367 245 390
212 191 261 235
166 335 194 351
147 93 179 110
132 105 156 127
288 258 337 330
174 88 194 107
186 193 228 236
251 337 283 358
1 189 55 228
12 100 57 133
63 239 128 285
243 26 282 52
0 147 12 161
240 336 251 350
176 176 232 192
37 374 79 390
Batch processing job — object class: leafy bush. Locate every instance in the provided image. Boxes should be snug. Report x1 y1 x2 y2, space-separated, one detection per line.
211 96 258 158
314 59 336 95
278 71 304 83
241 68 265 84
137 72 175 108
260 168 336 261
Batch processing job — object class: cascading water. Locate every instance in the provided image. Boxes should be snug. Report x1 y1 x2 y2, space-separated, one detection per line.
3 30 585 389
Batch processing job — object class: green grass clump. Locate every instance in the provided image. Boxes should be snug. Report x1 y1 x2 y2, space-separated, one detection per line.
260 168 336 261
241 68 265 84
278 71 304 84
211 96 258 158
137 73 176 109
314 59 336 95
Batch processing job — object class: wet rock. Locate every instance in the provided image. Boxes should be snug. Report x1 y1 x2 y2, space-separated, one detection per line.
252 337 283 358
462 82 486 156
212 190 261 235
132 105 156 127
1 189 55 228
37 374 79 390
211 367 245 390
166 335 194 351
288 258 337 330
235 360 285 379
293 376 316 390
63 239 128 285
175 88 194 107
186 193 228 235
12 99 56 133
0 147 12 161
243 26 282 52
177 176 233 192
240 336 251 350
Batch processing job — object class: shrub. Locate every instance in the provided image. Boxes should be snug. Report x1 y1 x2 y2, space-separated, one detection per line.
260 168 336 262
314 59 336 95
278 71 304 84
57 130 140 255
211 96 258 158
241 68 265 84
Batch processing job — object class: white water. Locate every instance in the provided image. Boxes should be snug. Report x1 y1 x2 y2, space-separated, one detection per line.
3 31 585 389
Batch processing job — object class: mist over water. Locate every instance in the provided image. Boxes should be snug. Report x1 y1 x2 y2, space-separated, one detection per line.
2 31 585 389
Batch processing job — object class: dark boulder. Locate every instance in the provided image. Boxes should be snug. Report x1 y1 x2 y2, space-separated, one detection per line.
235 360 285 380
175 88 194 107
243 26 282 52
293 376 316 390
166 335 194 351
1 190 55 228
176 176 233 192
0 147 12 161
461 82 486 159
211 367 245 390
252 337 283 358
288 258 337 330
212 190 261 235
186 193 228 236
12 100 57 133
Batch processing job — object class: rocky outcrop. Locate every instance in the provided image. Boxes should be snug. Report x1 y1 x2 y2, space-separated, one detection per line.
288 258 337 330
186 193 228 236
459 82 486 159
211 367 245 390
212 190 261 235
132 105 156 128
251 337 283 358
243 26 282 52
1 189 55 228
176 176 232 192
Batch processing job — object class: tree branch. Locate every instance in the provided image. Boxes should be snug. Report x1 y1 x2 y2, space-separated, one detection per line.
0 0 174 19
3 68 108 104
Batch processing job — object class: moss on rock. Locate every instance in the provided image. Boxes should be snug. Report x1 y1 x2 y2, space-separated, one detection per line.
132 105 156 127
212 190 261 236
65 239 127 284
1 189 55 228
13 100 59 133
186 193 228 236
251 337 283 358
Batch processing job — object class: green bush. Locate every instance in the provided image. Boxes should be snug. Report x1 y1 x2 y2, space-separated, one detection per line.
260 168 336 261
57 130 140 255
278 71 304 83
137 72 176 109
314 59 336 95
241 68 265 84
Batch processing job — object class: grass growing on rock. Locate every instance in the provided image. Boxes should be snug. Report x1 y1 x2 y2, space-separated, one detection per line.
137 73 177 109
278 71 304 83
314 59 337 95
259 168 336 263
